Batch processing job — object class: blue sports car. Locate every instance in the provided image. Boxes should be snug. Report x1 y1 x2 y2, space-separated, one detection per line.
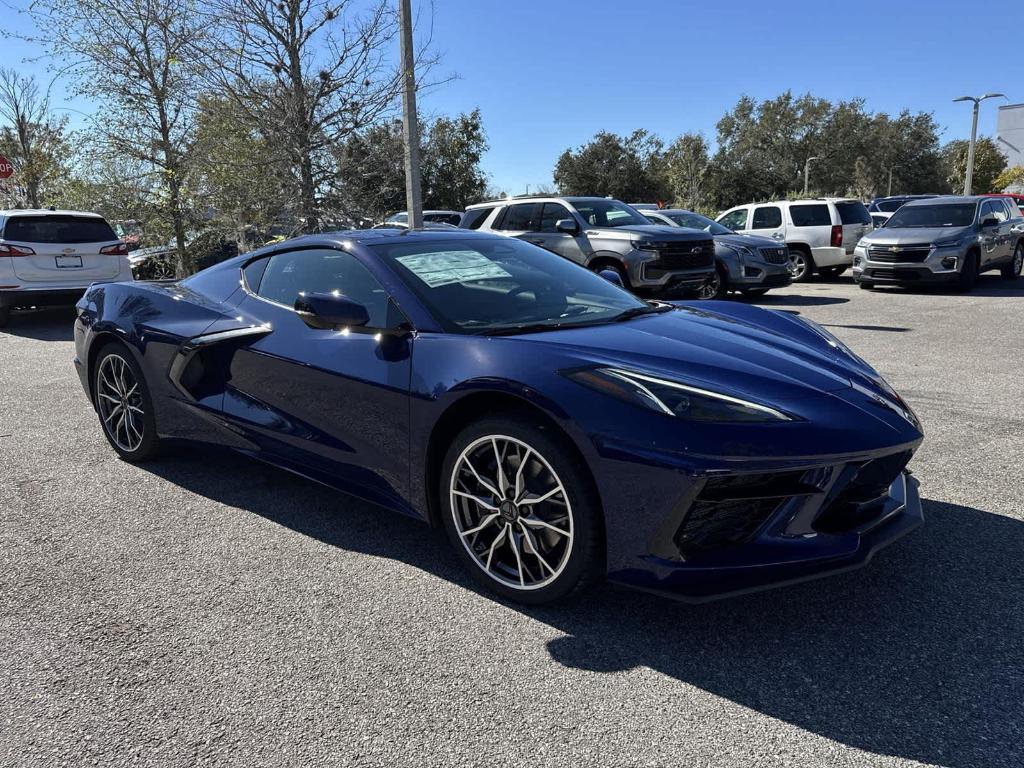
73 229 924 604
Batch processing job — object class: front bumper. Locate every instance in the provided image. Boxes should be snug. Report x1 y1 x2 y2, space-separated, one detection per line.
852 244 965 285
599 438 922 602
728 264 792 289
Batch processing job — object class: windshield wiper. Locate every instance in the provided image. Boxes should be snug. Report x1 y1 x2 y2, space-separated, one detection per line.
477 321 569 337
612 303 672 322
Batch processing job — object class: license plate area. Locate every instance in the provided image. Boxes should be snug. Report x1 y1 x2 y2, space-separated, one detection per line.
55 255 83 268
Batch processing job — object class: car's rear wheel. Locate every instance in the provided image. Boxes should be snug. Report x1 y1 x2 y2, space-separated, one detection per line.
1001 243 1023 279
93 344 161 461
788 247 814 282
440 415 603 604
956 251 978 292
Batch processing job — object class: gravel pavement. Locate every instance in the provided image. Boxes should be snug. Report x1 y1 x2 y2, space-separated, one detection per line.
1 274 1022 767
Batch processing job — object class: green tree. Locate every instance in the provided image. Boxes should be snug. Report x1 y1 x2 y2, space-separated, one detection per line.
554 129 668 202
422 108 488 210
993 165 1024 192
663 132 710 210
943 138 1008 194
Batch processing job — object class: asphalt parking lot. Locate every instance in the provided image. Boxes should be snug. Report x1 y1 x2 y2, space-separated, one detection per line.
2 274 1022 768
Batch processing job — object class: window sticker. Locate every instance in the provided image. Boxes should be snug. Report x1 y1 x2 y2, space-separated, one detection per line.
396 250 512 288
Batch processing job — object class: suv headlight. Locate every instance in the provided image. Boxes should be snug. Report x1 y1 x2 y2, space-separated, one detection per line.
935 235 970 248
722 243 754 260
565 367 795 423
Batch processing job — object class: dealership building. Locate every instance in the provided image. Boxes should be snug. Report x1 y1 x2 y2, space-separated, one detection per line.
997 103 1024 190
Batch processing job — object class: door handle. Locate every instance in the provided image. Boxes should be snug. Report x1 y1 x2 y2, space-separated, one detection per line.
771 233 784 240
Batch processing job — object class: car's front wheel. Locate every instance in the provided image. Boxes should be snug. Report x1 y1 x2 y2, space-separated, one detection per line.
440 415 603 604
788 248 814 282
697 267 727 300
93 343 161 461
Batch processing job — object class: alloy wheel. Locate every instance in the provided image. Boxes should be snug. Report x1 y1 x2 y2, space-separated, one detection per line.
449 435 573 590
697 271 721 300
789 252 808 281
151 258 176 280
96 354 146 452
1015 246 1023 276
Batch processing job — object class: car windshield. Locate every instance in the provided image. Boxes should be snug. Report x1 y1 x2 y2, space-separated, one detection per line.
886 203 977 228
373 237 651 334
877 199 907 212
570 199 650 228
664 212 732 235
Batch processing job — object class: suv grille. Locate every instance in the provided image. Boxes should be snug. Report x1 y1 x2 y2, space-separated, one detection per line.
646 239 714 269
758 246 789 264
868 245 931 263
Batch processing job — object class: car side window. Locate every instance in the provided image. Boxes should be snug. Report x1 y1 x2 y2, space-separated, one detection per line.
790 204 832 227
751 206 782 229
496 203 539 232
996 200 1012 221
980 201 996 222
243 257 270 292
255 248 391 326
538 203 574 233
719 208 748 230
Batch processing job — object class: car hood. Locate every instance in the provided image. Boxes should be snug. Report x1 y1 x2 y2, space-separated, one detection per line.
505 301 890 406
585 224 710 243
864 226 972 245
713 232 780 249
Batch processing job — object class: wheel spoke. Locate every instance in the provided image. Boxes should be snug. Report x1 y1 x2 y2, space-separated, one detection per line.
517 486 563 507
485 525 508 572
98 392 120 404
520 516 571 539
452 490 498 512
103 404 123 425
492 438 510 496
459 513 501 538
519 524 556 576
507 527 525 587
513 445 532 500
462 456 501 499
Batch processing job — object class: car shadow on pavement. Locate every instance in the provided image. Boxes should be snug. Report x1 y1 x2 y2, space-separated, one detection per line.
0 306 77 341
141 449 1021 768
871 274 1024 298
745 293 850 307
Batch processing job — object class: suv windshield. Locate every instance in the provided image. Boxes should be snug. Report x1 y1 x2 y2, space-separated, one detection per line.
3 215 117 243
886 203 977 228
570 199 650 228
664 212 732 235
372 237 649 334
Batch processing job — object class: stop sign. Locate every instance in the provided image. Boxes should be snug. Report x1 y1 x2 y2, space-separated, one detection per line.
0 154 13 179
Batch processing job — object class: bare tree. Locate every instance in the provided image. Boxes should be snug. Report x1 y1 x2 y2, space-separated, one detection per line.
204 0 440 232
28 0 206 276
0 69 68 208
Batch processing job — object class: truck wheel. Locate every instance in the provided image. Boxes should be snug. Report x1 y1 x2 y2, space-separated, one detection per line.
788 248 815 282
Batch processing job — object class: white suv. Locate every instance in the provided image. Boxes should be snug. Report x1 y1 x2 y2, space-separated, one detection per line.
0 209 134 326
716 198 873 281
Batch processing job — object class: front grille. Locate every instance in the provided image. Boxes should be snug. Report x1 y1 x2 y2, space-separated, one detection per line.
868 245 931 263
815 451 912 533
648 239 715 270
758 246 790 264
868 268 921 280
674 470 818 556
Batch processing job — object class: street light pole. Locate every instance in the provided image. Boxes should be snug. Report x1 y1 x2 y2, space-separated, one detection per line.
953 93 1006 195
398 0 423 229
803 156 820 197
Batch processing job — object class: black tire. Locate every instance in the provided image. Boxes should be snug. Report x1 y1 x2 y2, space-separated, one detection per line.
741 288 770 298
591 261 631 291
697 266 728 300
439 414 604 605
818 266 846 279
788 247 815 282
0 306 10 328
858 281 874 290
92 342 162 461
1001 243 1023 279
956 251 978 293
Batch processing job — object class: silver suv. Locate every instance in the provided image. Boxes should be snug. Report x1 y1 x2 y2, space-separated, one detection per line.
854 196 1024 292
462 197 715 297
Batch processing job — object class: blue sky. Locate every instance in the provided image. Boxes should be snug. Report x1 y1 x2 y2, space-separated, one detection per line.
5 0 1022 194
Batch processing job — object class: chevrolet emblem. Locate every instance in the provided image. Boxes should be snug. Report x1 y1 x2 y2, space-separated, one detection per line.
889 245 901 253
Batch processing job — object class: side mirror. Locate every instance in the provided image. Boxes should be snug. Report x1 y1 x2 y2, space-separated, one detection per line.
555 218 580 235
598 268 623 287
980 216 999 229
294 291 370 329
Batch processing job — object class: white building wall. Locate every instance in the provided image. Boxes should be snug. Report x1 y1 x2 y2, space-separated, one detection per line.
996 104 1024 190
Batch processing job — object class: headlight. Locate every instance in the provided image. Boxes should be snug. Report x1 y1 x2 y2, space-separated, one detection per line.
935 236 969 248
631 240 657 251
565 367 794 423
723 243 754 259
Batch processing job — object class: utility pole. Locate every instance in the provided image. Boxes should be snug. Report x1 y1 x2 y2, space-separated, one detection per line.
953 93 1005 195
398 0 423 228
803 156 820 197
887 166 896 196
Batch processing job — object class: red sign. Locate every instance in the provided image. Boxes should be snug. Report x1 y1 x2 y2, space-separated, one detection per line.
0 154 13 179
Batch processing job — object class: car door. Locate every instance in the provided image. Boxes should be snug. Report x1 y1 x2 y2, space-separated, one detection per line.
492 202 540 244
526 202 590 266
978 200 1002 266
717 208 749 232
224 246 414 508
749 204 786 243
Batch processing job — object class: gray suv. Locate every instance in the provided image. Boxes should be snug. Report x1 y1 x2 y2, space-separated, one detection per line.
462 197 715 297
853 196 1024 292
